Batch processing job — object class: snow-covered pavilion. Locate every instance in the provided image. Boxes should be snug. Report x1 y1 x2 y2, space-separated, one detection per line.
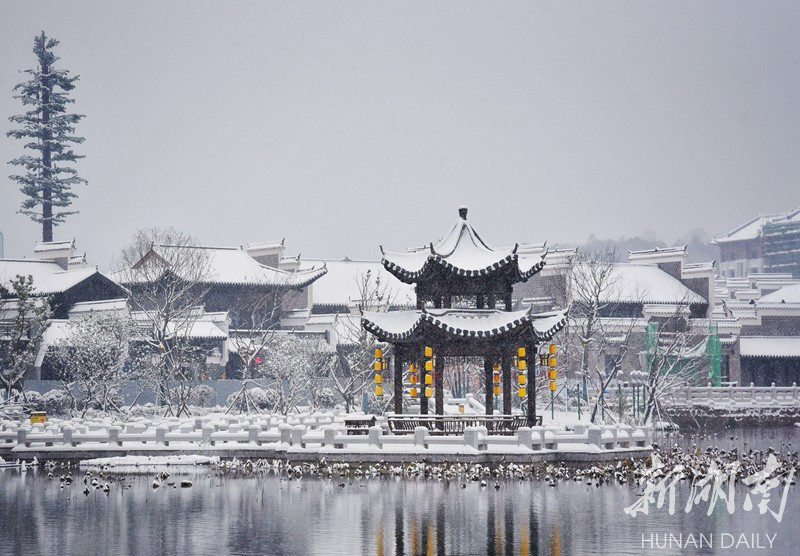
361 207 567 424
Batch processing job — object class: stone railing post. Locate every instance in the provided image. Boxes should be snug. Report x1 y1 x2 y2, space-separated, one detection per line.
516 427 533 450
62 426 75 447
463 426 486 450
413 426 428 448
587 425 602 449
17 427 28 448
290 425 306 448
155 425 168 446
248 424 261 445
202 425 215 445
279 423 292 445
108 426 121 447
368 425 382 448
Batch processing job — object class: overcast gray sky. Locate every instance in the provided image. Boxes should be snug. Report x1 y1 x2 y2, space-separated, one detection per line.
1 2 799 268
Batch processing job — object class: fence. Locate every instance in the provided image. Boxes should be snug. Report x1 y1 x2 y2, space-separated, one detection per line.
663 384 800 408
0 413 652 455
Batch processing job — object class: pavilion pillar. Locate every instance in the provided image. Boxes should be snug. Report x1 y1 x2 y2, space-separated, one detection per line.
394 349 404 415
434 349 444 420
419 346 428 415
526 341 537 426
502 351 512 415
484 358 494 415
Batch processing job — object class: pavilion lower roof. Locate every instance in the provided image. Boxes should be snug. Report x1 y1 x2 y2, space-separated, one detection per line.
361 307 567 343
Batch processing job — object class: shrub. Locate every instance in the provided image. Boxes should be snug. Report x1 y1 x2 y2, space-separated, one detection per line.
314 387 337 410
226 387 279 413
41 389 73 415
190 385 215 407
17 390 43 410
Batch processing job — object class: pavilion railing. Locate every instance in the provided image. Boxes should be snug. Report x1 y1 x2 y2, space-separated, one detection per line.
386 414 535 436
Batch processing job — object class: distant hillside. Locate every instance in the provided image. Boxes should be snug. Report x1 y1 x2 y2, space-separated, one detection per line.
559 228 718 264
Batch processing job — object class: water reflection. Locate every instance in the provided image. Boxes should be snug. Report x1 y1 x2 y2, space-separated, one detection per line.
0 426 797 556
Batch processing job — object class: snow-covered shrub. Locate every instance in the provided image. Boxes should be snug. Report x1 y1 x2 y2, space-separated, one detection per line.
124 403 158 418
16 390 43 410
314 387 337 409
41 389 72 415
226 387 279 412
190 385 215 407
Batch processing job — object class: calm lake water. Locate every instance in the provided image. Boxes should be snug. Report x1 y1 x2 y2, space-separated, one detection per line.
1 427 798 556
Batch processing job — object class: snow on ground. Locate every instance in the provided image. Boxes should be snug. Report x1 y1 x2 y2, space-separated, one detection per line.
80 454 220 469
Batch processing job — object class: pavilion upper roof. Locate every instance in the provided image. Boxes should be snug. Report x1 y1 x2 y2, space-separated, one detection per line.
361 306 567 343
380 207 546 284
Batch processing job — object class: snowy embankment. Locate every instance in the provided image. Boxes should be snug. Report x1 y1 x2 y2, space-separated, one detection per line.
0 411 653 463
80 454 219 470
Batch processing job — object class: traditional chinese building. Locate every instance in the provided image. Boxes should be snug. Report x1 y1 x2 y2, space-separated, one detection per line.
361 207 567 424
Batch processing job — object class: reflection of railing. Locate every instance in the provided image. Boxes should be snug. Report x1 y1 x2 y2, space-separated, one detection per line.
663 384 800 408
387 415 533 436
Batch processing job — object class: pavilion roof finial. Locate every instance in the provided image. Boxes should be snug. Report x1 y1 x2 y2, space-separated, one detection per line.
458 206 468 220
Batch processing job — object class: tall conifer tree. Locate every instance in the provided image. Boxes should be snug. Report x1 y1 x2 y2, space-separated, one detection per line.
7 32 86 242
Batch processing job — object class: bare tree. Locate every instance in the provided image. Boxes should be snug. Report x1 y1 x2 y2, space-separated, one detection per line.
640 301 705 426
445 357 483 399
585 315 640 423
115 228 212 417
0 276 52 400
333 270 396 412
50 310 136 416
568 247 620 386
263 333 334 415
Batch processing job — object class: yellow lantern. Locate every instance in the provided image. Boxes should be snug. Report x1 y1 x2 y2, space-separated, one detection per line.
517 347 526 358
517 359 527 371
424 373 433 385
374 361 383 371
375 385 384 397
518 374 527 386
424 387 433 398
409 374 417 384
375 374 383 384
549 344 557 355
424 360 434 372
549 381 558 392
548 370 557 380
424 346 433 358
493 372 501 384
410 387 418 398
548 356 557 368
493 386 502 397
518 387 527 398
374 348 383 359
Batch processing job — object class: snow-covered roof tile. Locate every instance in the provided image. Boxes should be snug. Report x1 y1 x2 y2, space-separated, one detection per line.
713 213 787 244
740 336 800 358
573 263 707 305
380 207 546 284
33 239 75 253
759 283 800 304
298 258 415 308
0 259 102 295
361 307 567 342
121 245 326 288
68 298 130 316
